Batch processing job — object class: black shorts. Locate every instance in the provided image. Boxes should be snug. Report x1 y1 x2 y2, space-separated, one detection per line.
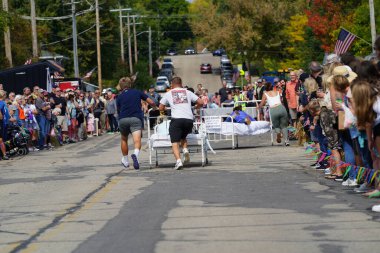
374 123 380 138
169 118 193 143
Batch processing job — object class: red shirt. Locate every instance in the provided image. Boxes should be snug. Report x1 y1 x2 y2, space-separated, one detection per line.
286 80 298 109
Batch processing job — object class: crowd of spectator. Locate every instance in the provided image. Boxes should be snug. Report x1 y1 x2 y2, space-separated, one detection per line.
0 85 120 160
187 37 380 213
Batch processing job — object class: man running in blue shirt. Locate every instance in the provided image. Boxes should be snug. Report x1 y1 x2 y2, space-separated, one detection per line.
116 77 157 169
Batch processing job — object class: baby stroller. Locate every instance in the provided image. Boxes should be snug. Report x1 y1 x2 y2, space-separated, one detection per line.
5 125 30 156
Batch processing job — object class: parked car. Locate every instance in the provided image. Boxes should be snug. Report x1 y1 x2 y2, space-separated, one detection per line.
213 48 226 56
200 63 212 74
166 49 177 56
221 70 233 80
163 58 172 63
155 80 169 92
221 62 233 72
161 63 174 74
220 54 229 61
161 63 173 69
156 76 170 87
159 69 173 81
155 76 170 92
184 47 196 55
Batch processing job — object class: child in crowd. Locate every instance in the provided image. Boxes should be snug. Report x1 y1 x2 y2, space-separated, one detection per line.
308 99 343 181
87 110 95 135
24 96 39 151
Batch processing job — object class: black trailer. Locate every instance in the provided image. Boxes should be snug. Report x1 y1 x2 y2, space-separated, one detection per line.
0 61 64 94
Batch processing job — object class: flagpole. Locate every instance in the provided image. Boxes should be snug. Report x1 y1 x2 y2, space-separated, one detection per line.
341 27 372 46
369 0 377 53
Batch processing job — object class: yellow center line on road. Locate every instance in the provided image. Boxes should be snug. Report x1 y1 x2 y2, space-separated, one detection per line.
9 175 125 253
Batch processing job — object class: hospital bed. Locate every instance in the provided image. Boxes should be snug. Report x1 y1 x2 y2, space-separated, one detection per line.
201 101 274 148
147 110 211 168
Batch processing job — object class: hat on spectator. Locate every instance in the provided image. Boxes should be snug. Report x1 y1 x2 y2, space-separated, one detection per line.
149 85 155 89
327 65 357 84
42 90 49 96
299 73 310 83
257 79 263 83
324 54 340 65
309 61 323 72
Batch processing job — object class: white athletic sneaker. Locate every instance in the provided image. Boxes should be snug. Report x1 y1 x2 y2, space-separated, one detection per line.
183 152 190 165
348 178 358 187
342 179 350 186
372 204 380 212
174 160 183 170
324 168 331 175
121 158 129 168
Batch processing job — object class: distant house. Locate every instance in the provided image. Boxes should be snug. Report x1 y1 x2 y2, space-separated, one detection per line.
0 60 64 94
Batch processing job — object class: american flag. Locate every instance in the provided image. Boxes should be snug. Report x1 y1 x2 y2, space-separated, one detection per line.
53 71 63 79
334 28 356 56
83 67 97 79
24 59 32 65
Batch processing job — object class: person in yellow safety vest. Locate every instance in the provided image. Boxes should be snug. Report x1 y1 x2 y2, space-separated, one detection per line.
234 92 247 110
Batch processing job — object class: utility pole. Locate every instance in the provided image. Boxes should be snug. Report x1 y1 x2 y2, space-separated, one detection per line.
71 0 79 77
95 0 102 90
110 7 131 63
30 0 38 58
149 26 152 76
369 0 377 53
127 13 133 74
2 0 12 67
119 6 125 63
133 15 138 63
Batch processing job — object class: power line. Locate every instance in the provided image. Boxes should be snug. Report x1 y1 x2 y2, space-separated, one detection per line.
20 3 94 21
41 24 97 46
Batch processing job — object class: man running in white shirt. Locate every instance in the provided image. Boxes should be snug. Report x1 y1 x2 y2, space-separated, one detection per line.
159 77 203 170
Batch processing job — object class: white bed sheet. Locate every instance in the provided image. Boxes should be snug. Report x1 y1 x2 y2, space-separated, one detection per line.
207 121 271 136
150 133 204 148
150 120 208 149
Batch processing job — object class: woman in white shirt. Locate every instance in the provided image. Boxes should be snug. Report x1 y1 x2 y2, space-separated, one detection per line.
259 82 289 146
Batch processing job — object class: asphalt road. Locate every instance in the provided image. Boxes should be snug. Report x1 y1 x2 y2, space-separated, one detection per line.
1 132 380 253
168 53 222 93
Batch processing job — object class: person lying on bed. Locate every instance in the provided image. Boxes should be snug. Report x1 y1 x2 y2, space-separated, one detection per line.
225 105 255 125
